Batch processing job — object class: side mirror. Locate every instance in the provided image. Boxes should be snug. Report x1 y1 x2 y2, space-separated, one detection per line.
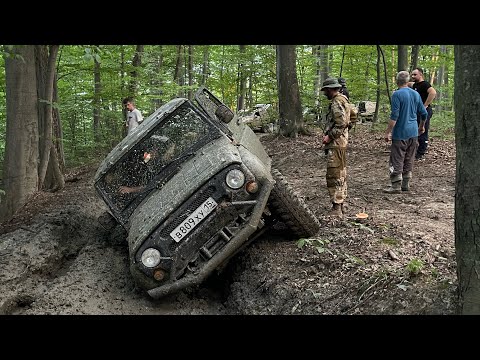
215 104 234 123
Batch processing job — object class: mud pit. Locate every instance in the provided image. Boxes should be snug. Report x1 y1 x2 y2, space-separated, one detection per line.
0 125 457 315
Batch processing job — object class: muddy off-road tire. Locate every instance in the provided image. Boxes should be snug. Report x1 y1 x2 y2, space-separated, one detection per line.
268 168 321 238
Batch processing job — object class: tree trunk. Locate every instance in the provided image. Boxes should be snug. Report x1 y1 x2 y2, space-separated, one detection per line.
397 45 408 71
379 45 392 103
173 45 184 98
128 45 144 96
374 45 381 123
93 47 101 143
220 46 225 99
0 45 39 221
339 45 346 76
319 45 329 83
318 45 329 121
276 45 304 137
52 72 65 172
187 45 194 100
201 46 209 86
444 47 451 111
44 142 65 191
237 45 247 111
410 45 419 72
454 45 480 315
120 46 128 138
436 45 446 112
247 57 255 108
37 45 59 191
152 45 164 110
313 45 321 110
44 70 66 191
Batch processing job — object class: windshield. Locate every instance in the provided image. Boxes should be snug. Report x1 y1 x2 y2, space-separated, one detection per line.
97 103 218 216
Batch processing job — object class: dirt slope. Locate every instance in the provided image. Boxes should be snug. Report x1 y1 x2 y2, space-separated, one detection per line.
0 125 457 315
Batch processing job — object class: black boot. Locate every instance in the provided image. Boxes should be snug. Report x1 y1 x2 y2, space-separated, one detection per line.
328 203 343 218
384 181 402 194
402 172 412 191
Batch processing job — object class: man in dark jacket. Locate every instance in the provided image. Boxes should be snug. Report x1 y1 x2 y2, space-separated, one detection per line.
408 67 436 160
338 77 350 100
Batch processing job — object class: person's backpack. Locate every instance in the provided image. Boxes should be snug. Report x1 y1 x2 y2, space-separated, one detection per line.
347 102 358 130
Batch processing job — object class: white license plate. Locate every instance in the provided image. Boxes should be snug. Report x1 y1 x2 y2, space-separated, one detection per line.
170 197 218 242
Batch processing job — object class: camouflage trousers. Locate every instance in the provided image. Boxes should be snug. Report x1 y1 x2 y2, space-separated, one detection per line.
325 147 347 204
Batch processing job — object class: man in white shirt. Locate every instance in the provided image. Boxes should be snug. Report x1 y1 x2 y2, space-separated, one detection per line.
123 97 143 134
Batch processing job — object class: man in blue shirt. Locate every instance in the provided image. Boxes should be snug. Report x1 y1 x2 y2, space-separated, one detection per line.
384 71 428 193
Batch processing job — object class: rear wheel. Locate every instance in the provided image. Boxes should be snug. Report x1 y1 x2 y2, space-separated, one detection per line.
268 168 321 238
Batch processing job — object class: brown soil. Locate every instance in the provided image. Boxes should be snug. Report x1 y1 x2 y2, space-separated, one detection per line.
0 125 457 315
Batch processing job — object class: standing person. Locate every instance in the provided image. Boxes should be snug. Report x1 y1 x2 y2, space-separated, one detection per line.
123 97 144 135
338 77 350 100
321 78 350 217
408 67 436 160
384 71 428 193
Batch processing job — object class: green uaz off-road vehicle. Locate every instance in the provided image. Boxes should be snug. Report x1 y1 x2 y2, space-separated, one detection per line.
94 87 320 299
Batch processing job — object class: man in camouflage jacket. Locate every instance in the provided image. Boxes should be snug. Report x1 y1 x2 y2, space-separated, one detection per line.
321 78 350 218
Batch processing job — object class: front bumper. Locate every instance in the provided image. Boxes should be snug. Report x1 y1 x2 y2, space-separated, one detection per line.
129 164 274 299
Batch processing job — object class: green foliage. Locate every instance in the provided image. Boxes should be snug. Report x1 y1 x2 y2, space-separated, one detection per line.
344 253 366 266
351 222 375 234
297 237 332 255
430 111 455 140
0 44 457 173
405 258 424 276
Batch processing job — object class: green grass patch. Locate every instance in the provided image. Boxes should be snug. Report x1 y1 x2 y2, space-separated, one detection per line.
381 237 399 246
406 258 424 276
429 110 455 140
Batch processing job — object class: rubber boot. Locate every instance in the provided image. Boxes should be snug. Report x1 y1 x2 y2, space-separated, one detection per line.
402 172 412 191
384 180 402 194
328 203 343 217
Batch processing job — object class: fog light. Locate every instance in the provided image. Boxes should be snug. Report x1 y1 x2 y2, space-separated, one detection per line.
141 248 161 268
246 180 258 193
226 169 245 189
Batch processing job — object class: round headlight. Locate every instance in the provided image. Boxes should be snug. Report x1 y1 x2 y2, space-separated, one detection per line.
141 248 161 268
226 169 245 189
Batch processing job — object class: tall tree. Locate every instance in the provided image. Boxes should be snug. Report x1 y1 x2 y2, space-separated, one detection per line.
128 45 144 97
397 45 408 71
319 45 329 83
120 45 128 138
36 45 61 191
173 45 184 98
276 45 304 137
187 45 194 100
410 45 419 72
237 45 247 111
201 45 209 86
374 45 381 123
52 48 65 172
93 46 101 142
313 45 322 111
0 45 39 221
339 45 346 76
454 45 480 314
151 45 164 110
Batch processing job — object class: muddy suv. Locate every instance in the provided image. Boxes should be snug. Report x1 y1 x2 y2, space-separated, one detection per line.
94 87 320 299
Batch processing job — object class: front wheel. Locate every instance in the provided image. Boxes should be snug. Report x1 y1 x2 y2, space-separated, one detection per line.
268 168 321 238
